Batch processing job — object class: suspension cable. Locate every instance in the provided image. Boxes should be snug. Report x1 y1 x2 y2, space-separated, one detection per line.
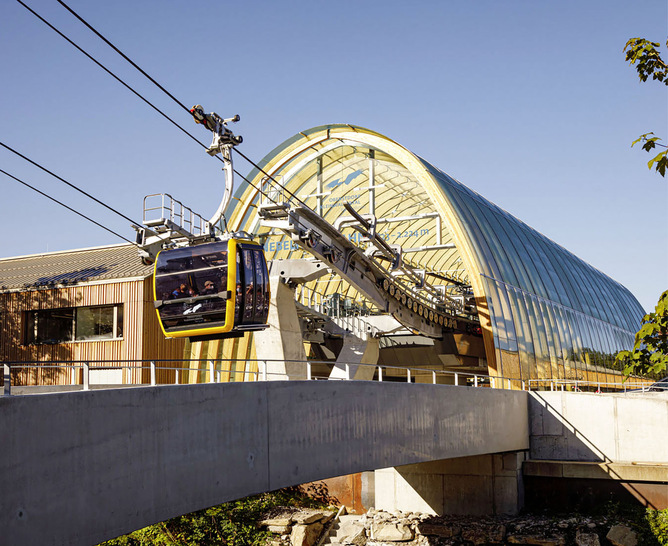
0 142 143 227
56 0 193 117
0 168 134 243
16 0 207 153
52 0 310 209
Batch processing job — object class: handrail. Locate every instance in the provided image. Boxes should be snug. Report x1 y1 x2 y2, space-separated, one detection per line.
0 358 654 396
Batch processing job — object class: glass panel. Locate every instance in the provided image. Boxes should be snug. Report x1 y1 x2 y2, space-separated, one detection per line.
29 309 75 344
116 305 124 339
241 247 255 324
155 243 230 324
253 249 269 323
75 306 114 341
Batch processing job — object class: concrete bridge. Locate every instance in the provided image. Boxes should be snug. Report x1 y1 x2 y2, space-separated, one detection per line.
1 381 665 545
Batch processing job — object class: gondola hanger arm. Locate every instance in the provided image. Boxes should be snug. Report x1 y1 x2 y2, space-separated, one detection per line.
190 104 242 229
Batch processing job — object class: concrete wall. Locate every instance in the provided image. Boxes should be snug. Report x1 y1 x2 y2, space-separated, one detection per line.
529 392 668 463
0 382 529 546
375 451 527 516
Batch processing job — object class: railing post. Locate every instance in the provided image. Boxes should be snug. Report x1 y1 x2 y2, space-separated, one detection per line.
307 361 312 381
4 363 11 396
377 366 383 382
432 370 436 385
490 377 495 389
522 380 527 391
474 375 478 388
345 363 351 380
83 362 90 391
209 360 215 383
507 378 511 390
175 368 180 385
261 360 267 381
407 369 411 383
150 361 156 386
454 372 458 386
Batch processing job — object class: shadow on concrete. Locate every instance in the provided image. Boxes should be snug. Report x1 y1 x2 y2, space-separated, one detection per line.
527 392 667 511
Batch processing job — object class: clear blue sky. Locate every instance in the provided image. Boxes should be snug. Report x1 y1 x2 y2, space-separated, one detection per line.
1 0 666 311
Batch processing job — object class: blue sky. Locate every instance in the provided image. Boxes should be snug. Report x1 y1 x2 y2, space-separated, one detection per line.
1 0 666 311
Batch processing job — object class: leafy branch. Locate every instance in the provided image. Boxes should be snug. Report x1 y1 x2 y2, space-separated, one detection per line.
631 133 668 176
617 290 668 378
624 38 667 177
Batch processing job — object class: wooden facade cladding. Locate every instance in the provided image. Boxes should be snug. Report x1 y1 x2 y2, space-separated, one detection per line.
0 276 185 385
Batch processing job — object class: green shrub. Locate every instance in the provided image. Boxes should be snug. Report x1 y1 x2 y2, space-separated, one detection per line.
647 508 668 546
99 486 331 546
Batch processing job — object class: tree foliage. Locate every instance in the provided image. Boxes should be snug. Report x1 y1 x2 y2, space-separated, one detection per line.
617 290 668 378
624 38 668 177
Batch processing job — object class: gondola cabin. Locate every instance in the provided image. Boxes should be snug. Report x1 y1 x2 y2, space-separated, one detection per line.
153 239 270 340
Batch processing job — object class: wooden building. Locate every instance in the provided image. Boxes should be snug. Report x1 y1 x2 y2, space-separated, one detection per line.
0 243 185 385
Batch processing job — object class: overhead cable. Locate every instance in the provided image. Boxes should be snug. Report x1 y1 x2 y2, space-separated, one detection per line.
0 168 134 243
53 0 309 209
0 141 143 227
56 0 193 117
16 0 207 153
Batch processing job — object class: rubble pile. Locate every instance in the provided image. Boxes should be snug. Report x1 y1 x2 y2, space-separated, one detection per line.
261 507 643 546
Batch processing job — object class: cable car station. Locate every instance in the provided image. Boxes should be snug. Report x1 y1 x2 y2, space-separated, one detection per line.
129 113 645 388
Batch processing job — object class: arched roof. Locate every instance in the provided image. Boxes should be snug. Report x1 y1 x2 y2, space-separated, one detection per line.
226 124 644 381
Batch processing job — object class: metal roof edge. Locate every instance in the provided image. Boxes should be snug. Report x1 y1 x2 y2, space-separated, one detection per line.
0 242 134 263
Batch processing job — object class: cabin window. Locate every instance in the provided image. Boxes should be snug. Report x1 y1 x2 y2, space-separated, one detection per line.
25 304 124 344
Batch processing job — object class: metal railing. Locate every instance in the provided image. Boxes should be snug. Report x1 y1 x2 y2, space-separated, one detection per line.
1 359 657 396
2 359 524 396
142 193 209 236
526 377 663 393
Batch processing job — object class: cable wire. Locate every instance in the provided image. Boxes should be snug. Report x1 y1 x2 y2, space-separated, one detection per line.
23 0 309 230
16 0 207 153
56 0 193 117
0 168 134 243
52 0 310 209
0 141 143 227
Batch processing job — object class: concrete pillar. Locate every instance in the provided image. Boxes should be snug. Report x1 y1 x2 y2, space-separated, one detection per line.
329 336 379 381
254 277 307 380
374 452 526 516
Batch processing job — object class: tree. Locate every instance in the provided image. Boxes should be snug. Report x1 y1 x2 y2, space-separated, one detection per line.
624 38 668 177
617 290 668 378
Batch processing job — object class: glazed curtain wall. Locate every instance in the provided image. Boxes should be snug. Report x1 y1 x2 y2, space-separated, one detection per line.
420 159 644 382
224 124 645 383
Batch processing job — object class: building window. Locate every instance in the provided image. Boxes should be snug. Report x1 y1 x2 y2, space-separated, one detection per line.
25 305 123 344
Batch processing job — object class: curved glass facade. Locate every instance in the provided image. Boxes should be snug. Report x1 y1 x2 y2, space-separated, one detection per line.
225 124 645 384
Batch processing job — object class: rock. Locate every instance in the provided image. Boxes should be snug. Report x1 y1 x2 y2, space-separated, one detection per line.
290 522 323 546
606 525 638 546
575 529 601 546
373 522 414 541
268 524 292 534
339 523 367 545
460 524 505 544
262 517 293 528
319 511 335 524
507 535 566 545
292 511 324 525
417 522 460 537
